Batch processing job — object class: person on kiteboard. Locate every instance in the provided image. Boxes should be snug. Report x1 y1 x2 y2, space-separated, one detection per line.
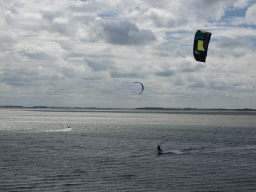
157 145 162 152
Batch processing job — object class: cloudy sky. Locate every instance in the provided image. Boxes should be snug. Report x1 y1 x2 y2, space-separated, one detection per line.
1 0 256 109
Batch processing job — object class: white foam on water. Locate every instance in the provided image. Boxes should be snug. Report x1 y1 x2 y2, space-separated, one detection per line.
161 150 184 155
45 128 73 132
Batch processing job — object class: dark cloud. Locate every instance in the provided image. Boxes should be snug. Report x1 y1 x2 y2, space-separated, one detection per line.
155 70 175 77
51 74 63 80
73 15 99 24
180 62 206 73
209 81 230 91
0 34 17 48
60 67 77 78
188 77 231 91
103 21 156 45
50 22 77 36
24 52 53 60
110 71 140 78
189 81 207 89
174 76 185 86
85 58 116 72
67 2 105 14
174 48 186 58
67 52 86 58
216 36 249 49
56 40 75 51
214 37 252 58
1 66 40 87
233 50 247 58
87 60 107 71
41 10 59 22
187 75 208 89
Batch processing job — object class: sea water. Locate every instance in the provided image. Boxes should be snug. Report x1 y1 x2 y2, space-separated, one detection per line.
0 108 256 192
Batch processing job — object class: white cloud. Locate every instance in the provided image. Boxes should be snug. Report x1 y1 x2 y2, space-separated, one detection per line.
0 0 255 108
245 3 256 24
233 0 251 9
13 41 66 60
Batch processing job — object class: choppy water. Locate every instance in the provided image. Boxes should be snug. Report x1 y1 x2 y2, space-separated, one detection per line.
1 108 256 191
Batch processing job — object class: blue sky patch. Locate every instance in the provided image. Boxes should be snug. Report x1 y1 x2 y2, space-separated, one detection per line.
223 7 247 19
98 12 118 18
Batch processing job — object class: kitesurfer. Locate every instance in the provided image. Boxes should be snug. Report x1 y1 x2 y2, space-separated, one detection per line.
157 145 162 152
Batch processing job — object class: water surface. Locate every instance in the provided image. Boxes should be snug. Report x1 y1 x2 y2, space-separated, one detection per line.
1 108 256 191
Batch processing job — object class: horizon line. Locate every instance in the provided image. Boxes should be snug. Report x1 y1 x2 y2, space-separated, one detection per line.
0 105 255 111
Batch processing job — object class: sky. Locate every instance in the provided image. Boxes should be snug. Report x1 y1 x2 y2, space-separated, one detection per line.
1 0 256 109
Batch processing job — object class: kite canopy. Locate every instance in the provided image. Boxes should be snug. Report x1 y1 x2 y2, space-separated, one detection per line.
193 30 212 62
133 82 144 94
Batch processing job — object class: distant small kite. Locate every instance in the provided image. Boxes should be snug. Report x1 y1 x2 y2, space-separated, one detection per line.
193 30 212 62
133 82 144 94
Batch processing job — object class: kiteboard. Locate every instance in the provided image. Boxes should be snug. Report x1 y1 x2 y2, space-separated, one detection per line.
158 151 163 154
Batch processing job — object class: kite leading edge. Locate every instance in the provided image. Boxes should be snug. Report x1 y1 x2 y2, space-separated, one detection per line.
133 82 144 94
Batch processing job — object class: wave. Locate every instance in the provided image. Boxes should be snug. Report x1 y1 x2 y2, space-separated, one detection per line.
44 128 73 132
158 149 184 155
158 146 205 155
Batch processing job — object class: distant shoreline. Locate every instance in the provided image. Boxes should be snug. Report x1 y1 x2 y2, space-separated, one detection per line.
1 106 256 115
